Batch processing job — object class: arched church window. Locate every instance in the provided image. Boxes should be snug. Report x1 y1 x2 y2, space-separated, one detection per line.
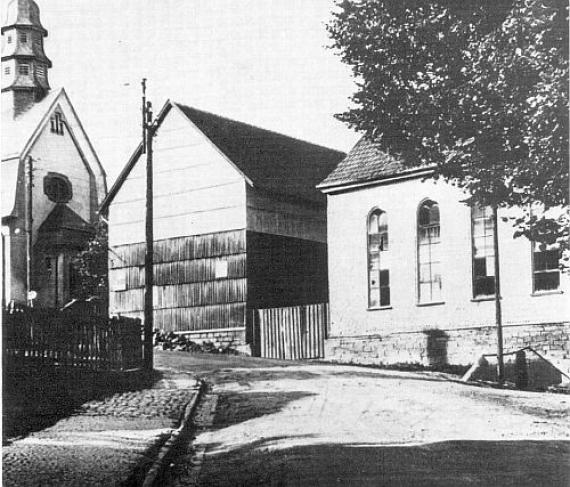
44 173 72 203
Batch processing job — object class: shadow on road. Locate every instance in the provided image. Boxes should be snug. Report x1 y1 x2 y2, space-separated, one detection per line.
3 367 162 443
213 391 316 429
198 438 570 486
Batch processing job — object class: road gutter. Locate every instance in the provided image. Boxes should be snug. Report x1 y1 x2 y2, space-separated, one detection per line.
142 379 206 487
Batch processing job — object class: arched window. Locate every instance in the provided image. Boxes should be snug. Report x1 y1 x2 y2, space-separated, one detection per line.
368 209 390 308
417 200 442 303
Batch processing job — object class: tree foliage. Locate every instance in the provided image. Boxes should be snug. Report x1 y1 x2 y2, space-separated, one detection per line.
71 221 108 300
328 0 569 260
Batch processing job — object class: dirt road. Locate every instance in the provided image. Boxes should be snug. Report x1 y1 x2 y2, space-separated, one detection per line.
156 351 570 486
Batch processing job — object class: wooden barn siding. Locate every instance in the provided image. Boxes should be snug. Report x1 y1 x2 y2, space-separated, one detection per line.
109 229 247 332
246 231 328 309
246 230 328 353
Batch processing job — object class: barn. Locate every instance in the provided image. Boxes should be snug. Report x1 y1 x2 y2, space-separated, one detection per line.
100 100 344 354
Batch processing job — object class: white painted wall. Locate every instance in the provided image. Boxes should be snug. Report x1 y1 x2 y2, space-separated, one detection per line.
108 106 247 247
327 177 569 337
28 118 92 242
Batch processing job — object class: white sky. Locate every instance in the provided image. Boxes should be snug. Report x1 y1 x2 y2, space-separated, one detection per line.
29 0 359 184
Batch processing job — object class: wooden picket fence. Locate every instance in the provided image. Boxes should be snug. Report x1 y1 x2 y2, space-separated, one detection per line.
257 303 328 360
3 306 144 371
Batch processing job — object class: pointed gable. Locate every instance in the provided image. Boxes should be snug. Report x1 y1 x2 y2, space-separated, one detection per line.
1 88 107 219
176 104 345 204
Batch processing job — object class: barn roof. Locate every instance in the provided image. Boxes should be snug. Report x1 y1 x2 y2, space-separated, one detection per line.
318 136 433 192
101 101 345 211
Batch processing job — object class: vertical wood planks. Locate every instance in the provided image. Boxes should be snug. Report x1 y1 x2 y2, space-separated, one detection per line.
257 303 329 360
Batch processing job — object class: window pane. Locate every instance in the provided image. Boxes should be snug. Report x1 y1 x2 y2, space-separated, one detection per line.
369 273 379 288
418 228 430 245
369 234 381 252
418 244 430 264
368 213 378 233
369 253 380 271
473 257 486 278
378 212 388 232
429 204 440 224
379 269 389 286
380 287 390 306
419 206 429 225
473 218 486 238
431 283 442 302
369 287 380 308
485 256 495 277
533 252 546 271
419 283 431 302
534 272 560 291
419 264 431 283
544 250 559 270
475 276 495 296
379 232 388 251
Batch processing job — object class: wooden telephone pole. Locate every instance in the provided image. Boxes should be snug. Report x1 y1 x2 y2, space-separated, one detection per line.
492 205 505 383
142 79 155 371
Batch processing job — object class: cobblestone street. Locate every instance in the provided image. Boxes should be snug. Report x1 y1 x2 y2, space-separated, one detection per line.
156 352 570 487
3 368 199 487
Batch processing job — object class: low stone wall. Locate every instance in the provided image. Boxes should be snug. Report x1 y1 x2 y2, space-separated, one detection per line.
325 322 570 371
175 328 250 354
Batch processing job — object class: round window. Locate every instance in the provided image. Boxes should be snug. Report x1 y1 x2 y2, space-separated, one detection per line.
44 173 72 203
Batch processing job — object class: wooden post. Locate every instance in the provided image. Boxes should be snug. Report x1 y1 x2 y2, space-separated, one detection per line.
143 81 154 371
25 156 33 304
492 206 505 383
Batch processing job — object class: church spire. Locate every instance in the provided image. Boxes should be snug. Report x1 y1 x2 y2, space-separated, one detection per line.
1 0 52 118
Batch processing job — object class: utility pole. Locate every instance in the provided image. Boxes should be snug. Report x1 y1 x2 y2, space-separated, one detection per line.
25 155 33 306
142 79 155 371
493 205 505 383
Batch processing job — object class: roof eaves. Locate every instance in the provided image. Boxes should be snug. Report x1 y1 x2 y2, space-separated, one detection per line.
317 165 436 194
171 101 255 187
99 100 175 213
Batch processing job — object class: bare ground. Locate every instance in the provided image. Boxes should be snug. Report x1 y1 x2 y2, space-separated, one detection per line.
156 351 570 487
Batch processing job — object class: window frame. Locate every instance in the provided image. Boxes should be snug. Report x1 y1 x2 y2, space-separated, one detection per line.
367 207 391 310
50 112 65 135
531 241 561 294
470 205 497 299
43 172 72 203
19 32 28 43
416 199 444 305
18 64 30 76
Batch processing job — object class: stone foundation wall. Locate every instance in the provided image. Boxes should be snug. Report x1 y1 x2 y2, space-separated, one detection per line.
325 322 570 371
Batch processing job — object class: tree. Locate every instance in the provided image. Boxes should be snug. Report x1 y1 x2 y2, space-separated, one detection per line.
327 0 569 261
71 221 108 301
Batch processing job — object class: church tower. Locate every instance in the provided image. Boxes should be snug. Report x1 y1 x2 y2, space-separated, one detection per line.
1 0 52 118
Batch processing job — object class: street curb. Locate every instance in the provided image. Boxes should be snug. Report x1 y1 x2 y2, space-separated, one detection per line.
142 379 206 487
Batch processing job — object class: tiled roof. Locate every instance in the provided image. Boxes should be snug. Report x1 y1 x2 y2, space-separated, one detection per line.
318 136 426 190
176 104 346 203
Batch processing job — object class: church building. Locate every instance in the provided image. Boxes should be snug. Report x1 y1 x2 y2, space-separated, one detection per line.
1 0 107 307
318 137 569 373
